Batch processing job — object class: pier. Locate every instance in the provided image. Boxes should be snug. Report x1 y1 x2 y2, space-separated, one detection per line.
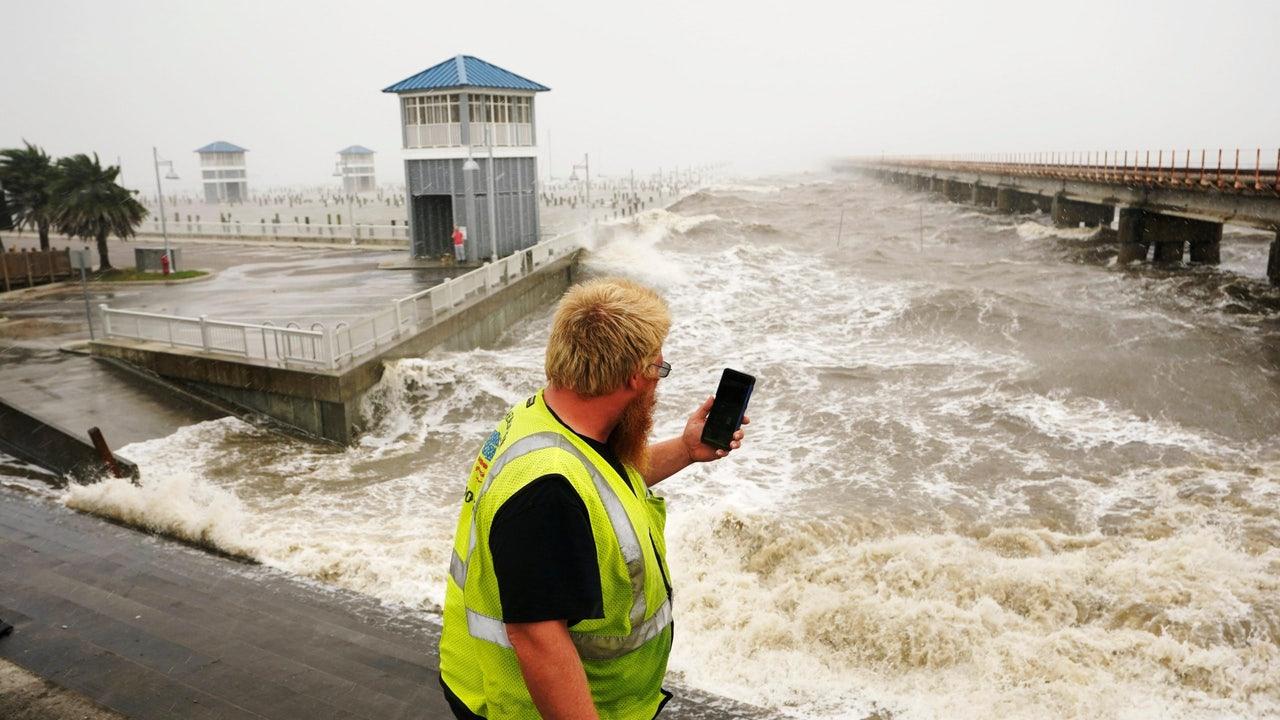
88 231 584 444
843 149 1280 284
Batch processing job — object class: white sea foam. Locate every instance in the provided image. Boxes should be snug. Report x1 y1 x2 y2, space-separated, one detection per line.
63 419 259 557
709 182 782 194
999 392 1226 455
1015 221 1101 242
665 500 1280 720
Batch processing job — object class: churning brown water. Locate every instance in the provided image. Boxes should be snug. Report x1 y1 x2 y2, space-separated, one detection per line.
56 174 1280 718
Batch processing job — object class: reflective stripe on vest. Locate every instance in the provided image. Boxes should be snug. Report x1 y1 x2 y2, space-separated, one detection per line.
466 597 673 661
452 431 667 659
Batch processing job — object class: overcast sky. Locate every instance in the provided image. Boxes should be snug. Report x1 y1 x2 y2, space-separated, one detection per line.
2 0 1277 191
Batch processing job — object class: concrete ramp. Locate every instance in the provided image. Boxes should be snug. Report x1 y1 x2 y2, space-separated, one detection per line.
0 396 139 485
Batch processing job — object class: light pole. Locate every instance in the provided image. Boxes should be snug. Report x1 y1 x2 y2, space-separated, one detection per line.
332 161 357 244
152 147 179 269
463 123 500 262
463 153 480 263
485 124 499 262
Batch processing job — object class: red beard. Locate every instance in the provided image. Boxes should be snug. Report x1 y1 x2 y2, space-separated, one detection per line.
609 385 656 478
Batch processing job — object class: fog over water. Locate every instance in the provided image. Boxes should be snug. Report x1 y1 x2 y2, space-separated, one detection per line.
3 1 1279 185
55 175 1280 719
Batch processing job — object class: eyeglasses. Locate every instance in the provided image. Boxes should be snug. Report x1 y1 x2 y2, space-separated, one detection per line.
650 360 671 378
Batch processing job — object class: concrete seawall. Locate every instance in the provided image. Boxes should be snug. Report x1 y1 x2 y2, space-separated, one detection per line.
90 251 579 443
0 397 139 484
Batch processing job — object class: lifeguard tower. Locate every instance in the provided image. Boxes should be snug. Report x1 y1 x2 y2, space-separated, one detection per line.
336 146 376 193
382 55 549 261
195 141 249 203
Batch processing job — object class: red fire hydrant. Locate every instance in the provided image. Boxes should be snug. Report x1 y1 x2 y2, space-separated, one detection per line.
160 252 171 276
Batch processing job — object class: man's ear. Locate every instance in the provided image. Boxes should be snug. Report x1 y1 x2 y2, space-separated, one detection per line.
625 368 647 393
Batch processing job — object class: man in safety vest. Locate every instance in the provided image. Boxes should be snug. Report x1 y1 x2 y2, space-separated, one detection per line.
439 277 749 719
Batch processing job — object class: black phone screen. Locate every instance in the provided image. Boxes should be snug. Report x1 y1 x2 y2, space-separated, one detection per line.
701 369 755 450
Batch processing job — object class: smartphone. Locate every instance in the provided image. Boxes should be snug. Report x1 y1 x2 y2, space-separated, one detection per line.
700 368 755 450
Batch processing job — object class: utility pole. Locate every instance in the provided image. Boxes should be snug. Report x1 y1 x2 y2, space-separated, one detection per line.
152 147 179 269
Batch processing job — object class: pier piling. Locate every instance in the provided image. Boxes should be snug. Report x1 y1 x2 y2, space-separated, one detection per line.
1051 193 1114 228
1268 233 1280 286
1117 208 1222 265
971 183 997 207
1117 208 1151 263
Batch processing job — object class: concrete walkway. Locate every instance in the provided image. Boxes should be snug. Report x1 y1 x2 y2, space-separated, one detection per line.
0 488 763 719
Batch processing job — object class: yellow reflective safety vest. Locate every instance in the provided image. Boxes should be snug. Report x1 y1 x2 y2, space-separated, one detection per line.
440 389 675 719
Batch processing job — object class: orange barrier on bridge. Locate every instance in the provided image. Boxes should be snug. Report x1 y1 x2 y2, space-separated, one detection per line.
865 148 1280 194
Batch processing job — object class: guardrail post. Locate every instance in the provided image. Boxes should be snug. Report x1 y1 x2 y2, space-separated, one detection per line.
393 301 404 338
199 314 210 351
99 304 111 337
327 327 338 370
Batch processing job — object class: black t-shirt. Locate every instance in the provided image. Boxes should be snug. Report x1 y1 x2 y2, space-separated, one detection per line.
489 406 635 625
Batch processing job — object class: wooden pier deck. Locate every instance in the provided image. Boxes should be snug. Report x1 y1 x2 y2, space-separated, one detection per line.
0 487 760 719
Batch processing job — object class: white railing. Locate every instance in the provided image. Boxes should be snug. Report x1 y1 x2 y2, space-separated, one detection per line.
100 307 331 367
469 122 533 147
406 123 463 148
136 220 410 244
100 227 586 371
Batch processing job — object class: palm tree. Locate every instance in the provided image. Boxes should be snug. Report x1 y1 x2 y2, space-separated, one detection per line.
0 142 59 250
50 154 146 271
0 181 11 251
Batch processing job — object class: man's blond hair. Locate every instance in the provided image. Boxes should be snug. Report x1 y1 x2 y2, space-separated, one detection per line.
546 278 671 397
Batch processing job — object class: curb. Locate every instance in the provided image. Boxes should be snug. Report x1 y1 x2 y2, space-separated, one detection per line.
89 270 218 288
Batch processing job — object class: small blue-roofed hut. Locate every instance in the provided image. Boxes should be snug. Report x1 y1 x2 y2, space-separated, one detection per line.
195 141 249 204
382 55 549 261
337 145 376 194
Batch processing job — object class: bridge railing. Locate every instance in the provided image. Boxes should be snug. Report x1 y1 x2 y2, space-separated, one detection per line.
864 147 1280 192
99 227 586 371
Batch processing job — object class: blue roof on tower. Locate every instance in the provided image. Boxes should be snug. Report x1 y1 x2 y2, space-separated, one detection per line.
382 55 549 93
337 145 375 155
195 141 247 154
